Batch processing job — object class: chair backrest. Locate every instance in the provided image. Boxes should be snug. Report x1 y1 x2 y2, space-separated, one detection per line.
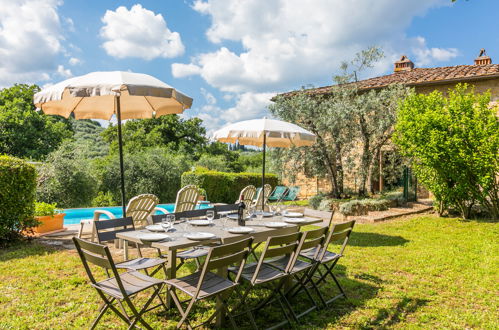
175 185 200 213
151 208 214 223
283 186 300 201
253 184 272 209
94 217 135 243
126 194 159 227
269 186 288 199
214 204 239 218
73 237 122 288
294 226 328 265
193 237 253 299
237 185 256 206
321 220 355 260
252 231 302 283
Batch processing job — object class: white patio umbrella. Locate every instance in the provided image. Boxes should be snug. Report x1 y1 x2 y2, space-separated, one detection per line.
34 71 193 216
212 117 316 210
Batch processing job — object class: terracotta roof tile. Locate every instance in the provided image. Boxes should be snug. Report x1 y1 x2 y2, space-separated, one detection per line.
279 64 499 97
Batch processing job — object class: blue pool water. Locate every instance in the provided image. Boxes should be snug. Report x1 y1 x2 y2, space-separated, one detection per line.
62 204 175 225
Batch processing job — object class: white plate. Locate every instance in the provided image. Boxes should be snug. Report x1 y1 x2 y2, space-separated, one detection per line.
255 211 274 217
188 219 213 226
283 212 304 218
145 224 164 232
227 214 251 221
265 222 288 228
227 226 255 234
138 233 169 242
284 218 306 224
183 232 216 241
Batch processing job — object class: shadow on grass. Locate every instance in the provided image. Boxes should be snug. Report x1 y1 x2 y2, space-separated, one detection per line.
359 297 429 329
348 231 409 247
225 264 382 329
0 240 58 262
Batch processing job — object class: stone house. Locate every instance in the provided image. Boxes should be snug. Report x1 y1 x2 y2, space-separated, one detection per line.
277 49 499 198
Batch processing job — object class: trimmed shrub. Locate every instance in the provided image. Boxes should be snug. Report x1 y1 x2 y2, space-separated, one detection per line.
309 193 326 210
0 155 38 242
181 167 279 203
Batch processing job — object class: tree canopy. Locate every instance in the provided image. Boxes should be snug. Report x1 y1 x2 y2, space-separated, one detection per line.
0 84 72 160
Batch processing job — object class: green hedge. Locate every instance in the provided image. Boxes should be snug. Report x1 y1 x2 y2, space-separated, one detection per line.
181 167 279 204
0 155 38 242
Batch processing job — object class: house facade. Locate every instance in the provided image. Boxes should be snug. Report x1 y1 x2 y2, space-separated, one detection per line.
277 49 499 198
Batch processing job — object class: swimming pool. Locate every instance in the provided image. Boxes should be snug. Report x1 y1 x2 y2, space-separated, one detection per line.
62 203 211 225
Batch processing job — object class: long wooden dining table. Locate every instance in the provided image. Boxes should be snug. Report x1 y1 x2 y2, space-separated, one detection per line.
116 214 323 325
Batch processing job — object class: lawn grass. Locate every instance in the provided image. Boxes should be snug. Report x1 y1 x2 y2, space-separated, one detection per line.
0 215 497 329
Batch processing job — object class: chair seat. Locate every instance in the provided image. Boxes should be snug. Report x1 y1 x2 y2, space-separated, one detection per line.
300 247 340 263
266 256 312 273
116 257 165 271
176 247 209 259
166 271 235 299
230 262 287 284
93 270 163 299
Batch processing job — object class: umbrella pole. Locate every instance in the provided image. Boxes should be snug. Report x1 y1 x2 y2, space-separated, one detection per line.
116 96 127 217
261 134 266 211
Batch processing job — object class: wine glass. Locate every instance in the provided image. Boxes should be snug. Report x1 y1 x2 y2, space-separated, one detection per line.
221 215 229 230
206 210 215 222
180 217 189 233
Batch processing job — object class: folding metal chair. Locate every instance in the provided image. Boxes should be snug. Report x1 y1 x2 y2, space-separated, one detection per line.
229 231 302 330
267 226 328 320
297 220 355 307
93 216 167 276
73 237 167 329
152 208 216 271
165 237 253 329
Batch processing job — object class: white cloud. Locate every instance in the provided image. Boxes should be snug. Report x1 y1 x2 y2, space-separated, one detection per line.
223 92 274 122
100 4 184 60
172 63 201 77
411 36 459 66
200 88 217 105
0 0 66 87
69 57 82 66
175 0 455 94
56 65 72 78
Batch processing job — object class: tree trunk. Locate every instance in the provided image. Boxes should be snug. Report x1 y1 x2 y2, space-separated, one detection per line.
315 133 340 198
335 142 344 196
357 115 371 197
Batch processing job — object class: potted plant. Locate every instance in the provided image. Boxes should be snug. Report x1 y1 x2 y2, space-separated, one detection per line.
32 202 66 234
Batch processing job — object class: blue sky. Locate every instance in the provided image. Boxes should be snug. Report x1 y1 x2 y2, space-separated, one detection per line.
1 0 498 133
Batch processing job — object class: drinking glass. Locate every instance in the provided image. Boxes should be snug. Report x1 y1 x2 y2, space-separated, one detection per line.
180 217 189 233
166 214 175 231
206 210 215 222
221 215 229 230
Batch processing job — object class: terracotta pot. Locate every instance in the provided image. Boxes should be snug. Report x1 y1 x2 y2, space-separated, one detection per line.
32 213 66 234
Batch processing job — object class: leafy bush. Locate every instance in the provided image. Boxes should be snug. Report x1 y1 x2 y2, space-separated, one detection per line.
95 148 191 204
0 155 38 242
394 84 499 219
34 202 59 217
196 154 231 172
91 191 116 207
181 167 279 203
309 193 326 209
36 143 96 208
339 200 369 216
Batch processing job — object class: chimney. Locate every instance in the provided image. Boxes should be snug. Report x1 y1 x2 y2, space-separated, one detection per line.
474 48 492 65
394 55 414 72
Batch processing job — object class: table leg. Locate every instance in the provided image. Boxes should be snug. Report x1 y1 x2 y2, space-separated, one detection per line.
216 266 228 327
124 240 129 261
165 249 177 308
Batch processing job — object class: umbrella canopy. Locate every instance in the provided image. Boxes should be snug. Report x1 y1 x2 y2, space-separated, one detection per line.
212 117 316 148
213 117 316 210
34 71 193 216
34 71 192 119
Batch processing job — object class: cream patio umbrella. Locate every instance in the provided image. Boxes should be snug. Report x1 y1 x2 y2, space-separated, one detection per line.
212 117 316 210
34 71 193 216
